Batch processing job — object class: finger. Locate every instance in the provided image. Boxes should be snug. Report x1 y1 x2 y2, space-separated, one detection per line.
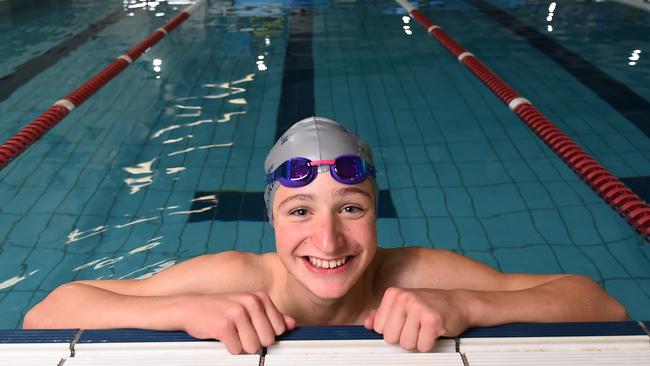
364 309 377 330
257 292 288 336
382 305 407 345
416 318 439 353
234 313 262 354
283 314 296 330
218 322 243 355
373 288 398 333
399 313 420 351
243 296 277 347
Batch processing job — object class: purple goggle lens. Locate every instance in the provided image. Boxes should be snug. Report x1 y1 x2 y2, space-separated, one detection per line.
266 155 375 188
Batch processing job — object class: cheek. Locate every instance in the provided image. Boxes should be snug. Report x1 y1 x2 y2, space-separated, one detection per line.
274 223 305 253
344 219 376 246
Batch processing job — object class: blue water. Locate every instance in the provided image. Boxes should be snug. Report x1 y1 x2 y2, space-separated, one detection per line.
0 0 649 328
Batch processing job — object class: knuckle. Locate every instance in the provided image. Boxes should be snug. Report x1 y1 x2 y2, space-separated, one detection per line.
384 287 400 298
395 290 412 304
240 293 256 305
230 304 248 319
214 316 235 333
244 294 264 311
421 313 442 328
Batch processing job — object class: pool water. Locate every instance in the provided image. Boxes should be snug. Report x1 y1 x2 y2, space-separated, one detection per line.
0 0 649 328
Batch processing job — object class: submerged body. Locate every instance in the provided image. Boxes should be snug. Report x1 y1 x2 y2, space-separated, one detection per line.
24 117 628 354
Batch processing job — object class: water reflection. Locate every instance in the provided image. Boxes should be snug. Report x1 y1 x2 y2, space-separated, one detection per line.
152 125 181 138
546 1 556 32
163 137 186 144
71 235 173 280
228 98 247 105
123 158 155 174
120 259 176 280
166 167 186 174
64 72 255 281
123 157 156 194
186 119 213 126
167 142 234 157
176 104 202 118
66 225 109 244
402 15 412 36
628 49 641 66
115 216 159 228
0 270 39 290
128 237 162 254
256 55 267 71
203 73 255 100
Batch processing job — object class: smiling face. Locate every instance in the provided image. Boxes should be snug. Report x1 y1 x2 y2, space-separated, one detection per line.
272 171 377 300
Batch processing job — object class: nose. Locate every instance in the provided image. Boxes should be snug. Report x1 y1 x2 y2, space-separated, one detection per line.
313 210 344 254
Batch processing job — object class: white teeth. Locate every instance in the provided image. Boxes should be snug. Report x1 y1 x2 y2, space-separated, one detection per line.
307 256 348 269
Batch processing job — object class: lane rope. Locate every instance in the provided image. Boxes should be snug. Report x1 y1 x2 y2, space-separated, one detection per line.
395 0 650 242
0 0 207 170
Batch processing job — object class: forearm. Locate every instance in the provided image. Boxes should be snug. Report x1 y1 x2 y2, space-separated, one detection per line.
460 275 628 327
23 282 185 330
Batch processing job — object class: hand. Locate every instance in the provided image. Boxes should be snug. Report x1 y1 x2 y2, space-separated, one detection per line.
364 287 470 352
179 291 295 354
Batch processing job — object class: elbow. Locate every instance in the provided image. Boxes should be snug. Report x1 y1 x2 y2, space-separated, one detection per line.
23 302 48 329
22 282 82 329
610 301 629 321
22 309 37 329
572 275 629 321
601 297 628 322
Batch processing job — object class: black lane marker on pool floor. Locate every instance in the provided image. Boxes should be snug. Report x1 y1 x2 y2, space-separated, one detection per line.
274 7 315 141
187 190 397 222
188 6 397 223
0 9 125 102
471 0 650 138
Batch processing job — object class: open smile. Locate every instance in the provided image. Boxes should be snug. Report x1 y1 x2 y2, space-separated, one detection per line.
302 255 354 272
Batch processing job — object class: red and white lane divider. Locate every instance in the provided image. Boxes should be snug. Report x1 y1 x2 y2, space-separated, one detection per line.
0 0 206 169
395 0 650 241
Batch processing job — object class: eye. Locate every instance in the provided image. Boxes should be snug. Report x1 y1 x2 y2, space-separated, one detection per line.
342 205 363 214
290 208 309 217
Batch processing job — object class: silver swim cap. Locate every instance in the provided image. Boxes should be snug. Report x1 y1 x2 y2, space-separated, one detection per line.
264 116 376 223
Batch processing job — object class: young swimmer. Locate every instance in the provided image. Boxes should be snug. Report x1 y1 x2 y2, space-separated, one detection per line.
24 117 628 354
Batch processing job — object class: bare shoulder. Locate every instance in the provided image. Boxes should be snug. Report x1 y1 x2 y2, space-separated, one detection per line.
77 251 279 296
373 246 505 291
155 251 278 293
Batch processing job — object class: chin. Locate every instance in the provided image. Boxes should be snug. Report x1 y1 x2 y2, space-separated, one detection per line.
308 282 353 300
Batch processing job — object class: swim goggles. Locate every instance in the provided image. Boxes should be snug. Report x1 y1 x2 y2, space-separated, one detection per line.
266 154 375 188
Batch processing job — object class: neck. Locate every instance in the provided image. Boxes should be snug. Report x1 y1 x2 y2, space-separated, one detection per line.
282 268 378 326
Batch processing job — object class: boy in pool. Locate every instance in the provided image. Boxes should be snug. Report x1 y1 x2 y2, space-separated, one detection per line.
24 117 628 354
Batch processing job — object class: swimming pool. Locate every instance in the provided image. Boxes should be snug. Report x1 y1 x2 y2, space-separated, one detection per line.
0 0 648 329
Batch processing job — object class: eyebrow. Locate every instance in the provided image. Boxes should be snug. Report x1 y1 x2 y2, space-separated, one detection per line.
333 187 373 200
277 194 315 209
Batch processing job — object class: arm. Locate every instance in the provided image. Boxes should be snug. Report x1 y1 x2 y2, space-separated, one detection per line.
24 251 294 354
460 273 628 326
367 247 628 352
383 247 627 322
